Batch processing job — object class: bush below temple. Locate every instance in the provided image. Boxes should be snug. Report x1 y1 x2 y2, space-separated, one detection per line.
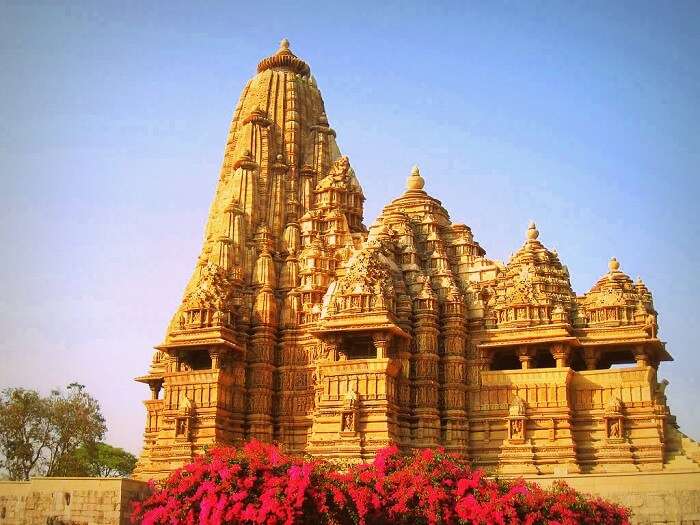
131 440 630 525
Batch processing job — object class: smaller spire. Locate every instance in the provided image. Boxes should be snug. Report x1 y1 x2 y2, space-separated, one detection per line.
280 38 290 51
608 257 621 272
406 164 425 191
526 221 539 241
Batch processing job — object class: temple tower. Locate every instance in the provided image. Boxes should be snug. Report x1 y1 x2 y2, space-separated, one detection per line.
134 40 366 479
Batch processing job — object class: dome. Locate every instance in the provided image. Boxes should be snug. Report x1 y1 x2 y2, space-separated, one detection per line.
493 222 576 327
580 257 655 327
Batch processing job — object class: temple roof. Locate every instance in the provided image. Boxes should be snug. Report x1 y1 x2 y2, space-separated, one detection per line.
581 257 656 320
492 222 577 325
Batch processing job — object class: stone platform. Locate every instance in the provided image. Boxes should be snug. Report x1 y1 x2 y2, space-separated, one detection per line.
0 477 149 525
516 469 700 525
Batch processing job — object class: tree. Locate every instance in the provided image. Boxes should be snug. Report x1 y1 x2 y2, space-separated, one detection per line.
45 383 107 476
0 383 107 480
70 442 137 477
0 388 52 480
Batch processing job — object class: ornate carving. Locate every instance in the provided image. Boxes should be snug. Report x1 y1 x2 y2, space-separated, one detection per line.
134 40 681 482
509 395 527 417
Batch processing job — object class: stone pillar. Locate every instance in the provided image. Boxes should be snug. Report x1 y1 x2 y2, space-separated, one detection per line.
209 348 220 370
247 325 276 441
323 336 340 361
583 348 599 370
395 294 413 448
148 380 162 400
551 343 571 368
633 345 649 367
440 290 468 454
517 346 534 370
372 333 390 359
412 280 440 447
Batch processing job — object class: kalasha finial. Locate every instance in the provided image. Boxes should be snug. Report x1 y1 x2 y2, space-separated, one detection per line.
526 221 539 240
609 257 621 272
257 38 310 76
406 165 425 191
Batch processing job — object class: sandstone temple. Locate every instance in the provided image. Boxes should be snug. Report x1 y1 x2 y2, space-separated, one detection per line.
133 40 700 480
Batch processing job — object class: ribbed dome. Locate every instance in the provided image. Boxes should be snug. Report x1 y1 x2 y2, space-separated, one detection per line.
257 39 311 77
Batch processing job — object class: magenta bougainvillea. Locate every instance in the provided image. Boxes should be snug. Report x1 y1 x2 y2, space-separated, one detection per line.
132 440 630 525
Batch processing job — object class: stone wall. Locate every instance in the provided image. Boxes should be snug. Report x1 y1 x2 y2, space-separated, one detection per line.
518 469 700 525
0 478 149 525
1 471 697 524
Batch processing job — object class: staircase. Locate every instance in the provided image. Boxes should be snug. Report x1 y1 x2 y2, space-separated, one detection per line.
664 423 700 470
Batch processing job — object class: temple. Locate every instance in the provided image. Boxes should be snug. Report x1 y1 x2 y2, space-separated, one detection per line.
133 40 700 480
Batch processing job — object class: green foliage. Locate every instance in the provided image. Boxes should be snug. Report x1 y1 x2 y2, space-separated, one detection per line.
70 442 137 477
0 383 107 480
0 388 52 480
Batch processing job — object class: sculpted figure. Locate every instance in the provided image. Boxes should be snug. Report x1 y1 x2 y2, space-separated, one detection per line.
645 312 658 338
345 387 358 408
511 419 523 439
509 395 526 417
609 420 621 438
374 282 386 309
343 412 354 431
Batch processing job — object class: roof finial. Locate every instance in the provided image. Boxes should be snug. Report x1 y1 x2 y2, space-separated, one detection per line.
257 38 310 76
406 164 425 191
526 221 539 240
609 257 620 272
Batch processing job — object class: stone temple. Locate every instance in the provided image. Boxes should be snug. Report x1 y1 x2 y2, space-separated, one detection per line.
133 40 700 480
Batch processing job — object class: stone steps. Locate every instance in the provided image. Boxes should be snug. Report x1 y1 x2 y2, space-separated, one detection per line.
664 424 700 470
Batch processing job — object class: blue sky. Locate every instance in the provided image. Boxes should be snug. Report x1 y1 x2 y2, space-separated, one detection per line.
1 1 698 453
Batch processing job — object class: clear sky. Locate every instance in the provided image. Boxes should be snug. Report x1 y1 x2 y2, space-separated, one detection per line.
1 1 698 454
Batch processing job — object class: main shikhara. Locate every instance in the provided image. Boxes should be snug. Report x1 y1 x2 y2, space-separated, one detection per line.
134 40 699 479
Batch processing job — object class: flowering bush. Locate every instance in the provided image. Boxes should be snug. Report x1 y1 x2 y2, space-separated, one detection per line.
132 441 630 525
